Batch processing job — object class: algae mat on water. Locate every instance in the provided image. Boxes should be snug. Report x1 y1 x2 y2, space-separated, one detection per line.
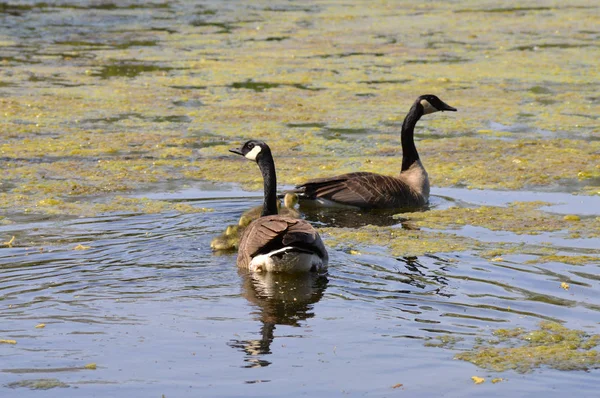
2 2 600 390
1 0 599 217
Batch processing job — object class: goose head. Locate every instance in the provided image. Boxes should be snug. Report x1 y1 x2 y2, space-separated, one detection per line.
229 140 270 162
418 94 457 115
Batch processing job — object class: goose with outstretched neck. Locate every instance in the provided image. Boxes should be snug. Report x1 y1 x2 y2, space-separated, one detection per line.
229 140 328 273
292 94 457 209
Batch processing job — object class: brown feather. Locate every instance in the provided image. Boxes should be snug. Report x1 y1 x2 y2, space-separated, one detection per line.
237 215 328 270
294 172 425 209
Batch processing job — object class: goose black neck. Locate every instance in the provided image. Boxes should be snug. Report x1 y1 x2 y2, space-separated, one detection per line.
401 102 424 172
256 151 279 217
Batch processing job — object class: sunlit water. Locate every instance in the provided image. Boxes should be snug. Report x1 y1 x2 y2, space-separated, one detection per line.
2 0 600 396
2 185 599 397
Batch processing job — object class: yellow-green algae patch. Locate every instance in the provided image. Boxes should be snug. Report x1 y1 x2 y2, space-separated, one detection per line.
6 378 69 390
1 193 212 217
526 255 600 266
1 1 599 218
424 335 464 349
455 322 600 372
321 225 480 257
400 202 600 238
322 223 600 265
93 197 213 215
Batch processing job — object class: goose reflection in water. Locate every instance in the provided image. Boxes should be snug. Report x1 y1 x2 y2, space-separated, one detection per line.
395 255 454 297
300 205 422 228
228 271 328 368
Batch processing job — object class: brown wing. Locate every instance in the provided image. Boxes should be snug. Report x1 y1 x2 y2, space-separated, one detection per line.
294 172 422 208
237 215 327 269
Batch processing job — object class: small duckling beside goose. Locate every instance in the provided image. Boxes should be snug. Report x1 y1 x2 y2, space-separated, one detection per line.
229 140 328 273
210 224 241 251
210 193 300 251
291 94 456 209
239 193 300 228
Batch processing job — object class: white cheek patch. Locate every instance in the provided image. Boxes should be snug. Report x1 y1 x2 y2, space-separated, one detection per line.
420 99 437 115
245 145 262 160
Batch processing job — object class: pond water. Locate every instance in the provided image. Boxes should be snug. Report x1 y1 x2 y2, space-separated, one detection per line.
1 0 600 396
1 186 599 396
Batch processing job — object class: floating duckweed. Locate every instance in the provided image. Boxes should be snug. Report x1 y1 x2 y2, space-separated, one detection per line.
94 197 213 215
321 225 478 256
455 322 600 372
471 376 485 384
0 1 599 223
7 378 69 390
424 335 464 348
3 236 16 247
525 255 600 266
401 202 600 238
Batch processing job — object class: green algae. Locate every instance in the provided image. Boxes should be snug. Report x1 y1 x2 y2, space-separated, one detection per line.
424 335 464 349
399 202 600 238
321 226 478 257
455 321 600 372
525 255 600 266
1 193 212 217
94 197 213 215
6 378 69 390
1 1 599 218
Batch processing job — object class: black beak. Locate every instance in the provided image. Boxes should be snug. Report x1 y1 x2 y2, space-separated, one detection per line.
440 101 457 112
229 147 244 156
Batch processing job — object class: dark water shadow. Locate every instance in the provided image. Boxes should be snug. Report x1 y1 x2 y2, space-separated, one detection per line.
454 7 552 13
190 21 237 34
91 62 180 79
228 271 328 368
230 79 323 92
286 122 327 129
245 36 290 42
358 78 411 85
405 56 469 64
79 112 191 126
299 205 426 228
511 43 592 51
310 52 385 59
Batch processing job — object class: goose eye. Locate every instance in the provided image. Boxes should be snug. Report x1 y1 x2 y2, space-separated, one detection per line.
247 143 255 149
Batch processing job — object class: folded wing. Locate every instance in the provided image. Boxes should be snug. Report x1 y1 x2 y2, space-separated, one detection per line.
237 216 328 269
294 172 422 208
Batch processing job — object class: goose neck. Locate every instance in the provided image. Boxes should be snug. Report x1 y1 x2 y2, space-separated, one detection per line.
257 153 279 217
401 103 424 172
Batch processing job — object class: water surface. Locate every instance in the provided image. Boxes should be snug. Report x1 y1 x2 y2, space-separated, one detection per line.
1 0 599 396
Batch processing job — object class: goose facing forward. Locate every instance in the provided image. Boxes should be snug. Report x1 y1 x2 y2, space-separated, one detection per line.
229 140 328 273
292 94 457 209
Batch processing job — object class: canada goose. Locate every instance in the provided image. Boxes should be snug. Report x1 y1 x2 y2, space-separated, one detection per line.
229 140 328 273
211 193 301 251
292 94 457 209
